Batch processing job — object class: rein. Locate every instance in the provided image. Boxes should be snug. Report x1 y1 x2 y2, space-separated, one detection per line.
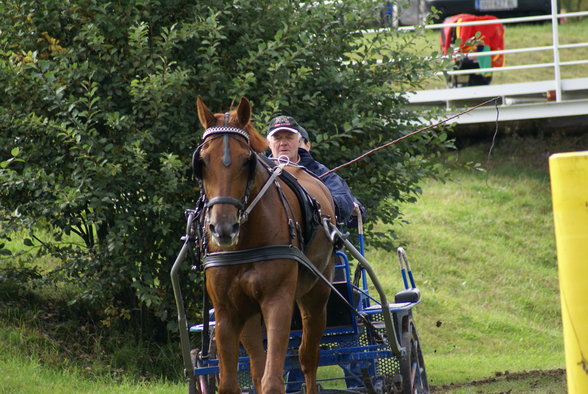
241 157 289 222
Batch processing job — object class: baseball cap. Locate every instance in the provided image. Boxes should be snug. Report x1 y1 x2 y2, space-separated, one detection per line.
267 116 308 140
298 124 310 142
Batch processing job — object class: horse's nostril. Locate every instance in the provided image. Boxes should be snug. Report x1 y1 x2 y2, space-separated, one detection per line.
209 221 238 241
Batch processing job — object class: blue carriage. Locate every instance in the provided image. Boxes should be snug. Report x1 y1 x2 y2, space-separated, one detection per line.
171 209 430 394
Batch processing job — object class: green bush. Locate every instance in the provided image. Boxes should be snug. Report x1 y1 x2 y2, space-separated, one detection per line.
0 0 450 336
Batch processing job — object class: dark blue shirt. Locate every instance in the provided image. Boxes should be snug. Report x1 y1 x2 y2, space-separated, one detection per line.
297 148 355 224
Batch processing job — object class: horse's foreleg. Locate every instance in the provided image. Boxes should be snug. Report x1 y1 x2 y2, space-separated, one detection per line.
297 282 331 394
214 312 243 394
260 297 295 393
240 313 266 392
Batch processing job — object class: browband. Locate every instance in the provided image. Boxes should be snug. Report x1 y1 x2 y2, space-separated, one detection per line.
202 126 250 142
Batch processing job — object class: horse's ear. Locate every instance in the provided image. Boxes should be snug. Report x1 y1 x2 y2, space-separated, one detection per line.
196 96 217 129
236 97 251 127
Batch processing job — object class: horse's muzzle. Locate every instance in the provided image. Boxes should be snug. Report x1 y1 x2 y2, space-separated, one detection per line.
208 219 240 247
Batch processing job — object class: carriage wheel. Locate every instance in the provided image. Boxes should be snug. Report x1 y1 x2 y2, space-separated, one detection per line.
400 318 429 394
188 349 199 394
190 355 218 394
191 334 219 394
197 366 217 394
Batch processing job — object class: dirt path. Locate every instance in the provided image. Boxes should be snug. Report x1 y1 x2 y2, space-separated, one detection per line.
431 368 566 392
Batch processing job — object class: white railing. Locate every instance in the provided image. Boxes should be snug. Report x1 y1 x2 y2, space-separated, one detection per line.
423 11 588 102
367 2 588 104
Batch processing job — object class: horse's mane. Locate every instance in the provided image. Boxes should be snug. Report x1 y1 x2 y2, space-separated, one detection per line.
226 105 268 154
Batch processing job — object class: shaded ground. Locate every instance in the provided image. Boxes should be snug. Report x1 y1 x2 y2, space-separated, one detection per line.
431 369 566 393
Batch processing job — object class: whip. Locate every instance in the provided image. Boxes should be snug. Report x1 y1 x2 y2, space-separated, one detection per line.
320 97 500 178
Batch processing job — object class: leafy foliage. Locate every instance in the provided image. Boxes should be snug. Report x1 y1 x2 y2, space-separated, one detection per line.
0 0 450 333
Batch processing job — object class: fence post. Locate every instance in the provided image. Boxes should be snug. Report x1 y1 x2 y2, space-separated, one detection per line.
550 0 562 101
549 151 588 393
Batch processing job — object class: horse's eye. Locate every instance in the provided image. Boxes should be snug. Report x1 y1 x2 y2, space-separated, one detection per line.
194 160 204 179
192 148 205 180
246 154 257 175
242 157 251 169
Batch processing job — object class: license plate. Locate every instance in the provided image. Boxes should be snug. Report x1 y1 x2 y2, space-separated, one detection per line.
475 0 517 11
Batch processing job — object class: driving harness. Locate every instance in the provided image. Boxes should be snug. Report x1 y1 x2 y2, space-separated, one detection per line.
191 116 325 263
188 119 382 340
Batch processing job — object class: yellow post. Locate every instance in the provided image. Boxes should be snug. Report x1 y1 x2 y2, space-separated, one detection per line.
549 151 588 393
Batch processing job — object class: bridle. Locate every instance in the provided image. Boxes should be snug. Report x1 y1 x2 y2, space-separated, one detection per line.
192 113 257 220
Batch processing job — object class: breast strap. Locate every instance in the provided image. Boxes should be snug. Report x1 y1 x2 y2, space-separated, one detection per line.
203 243 383 342
204 244 310 268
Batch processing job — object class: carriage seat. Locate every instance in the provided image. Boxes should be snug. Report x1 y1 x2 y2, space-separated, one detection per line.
290 252 357 331
394 288 420 304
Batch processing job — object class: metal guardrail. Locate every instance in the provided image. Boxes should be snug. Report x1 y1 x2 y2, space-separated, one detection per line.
424 8 588 103
367 2 588 104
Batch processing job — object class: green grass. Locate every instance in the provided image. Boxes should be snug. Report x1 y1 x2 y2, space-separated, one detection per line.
431 369 567 393
359 133 587 390
0 353 182 393
410 17 588 89
0 324 185 393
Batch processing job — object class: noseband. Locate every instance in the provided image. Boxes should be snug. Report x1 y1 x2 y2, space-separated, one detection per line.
193 116 256 217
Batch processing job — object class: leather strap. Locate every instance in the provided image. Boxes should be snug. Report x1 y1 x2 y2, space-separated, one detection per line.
206 196 244 210
203 244 382 340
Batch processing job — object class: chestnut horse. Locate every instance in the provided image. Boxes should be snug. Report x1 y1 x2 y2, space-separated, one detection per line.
194 96 336 394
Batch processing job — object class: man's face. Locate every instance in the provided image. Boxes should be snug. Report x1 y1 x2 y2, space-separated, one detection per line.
268 130 300 162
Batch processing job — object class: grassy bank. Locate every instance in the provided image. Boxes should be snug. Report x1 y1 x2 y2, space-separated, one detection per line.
386 163 563 386
366 132 587 391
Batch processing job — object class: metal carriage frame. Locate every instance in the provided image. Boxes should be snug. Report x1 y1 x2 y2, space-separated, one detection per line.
171 208 429 393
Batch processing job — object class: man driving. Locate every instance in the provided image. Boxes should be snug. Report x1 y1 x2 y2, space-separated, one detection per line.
266 116 363 226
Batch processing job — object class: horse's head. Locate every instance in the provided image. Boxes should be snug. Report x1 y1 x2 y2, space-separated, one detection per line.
194 96 268 248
